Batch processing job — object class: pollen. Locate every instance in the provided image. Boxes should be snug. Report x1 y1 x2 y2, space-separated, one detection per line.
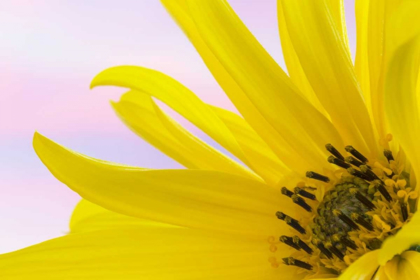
269 141 417 276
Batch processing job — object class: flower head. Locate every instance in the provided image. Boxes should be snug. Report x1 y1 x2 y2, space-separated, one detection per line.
2 0 420 279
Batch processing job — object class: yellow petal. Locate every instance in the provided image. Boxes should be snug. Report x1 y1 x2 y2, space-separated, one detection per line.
0 227 283 279
354 0 372 112
185 0 343 171
209 105 289 185
379 251 420 280
113 90 260 181
161 0 334 174
379 211 420 265
33 132 293 236
398 251 420 279
91 66 262 179
70 199 176 234
339 250 380 280
355 0 395 139
384 33 420 184
277 1 327 118
327 0 351 57
355 0 419 142
371 266 390 280
277 0 351 119
279 0 376 157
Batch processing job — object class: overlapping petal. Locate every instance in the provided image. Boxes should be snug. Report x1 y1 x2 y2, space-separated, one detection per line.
112 90 259 181
384 25 420 183
339 250 380 280
279 0 377 157
33 132 293 236
356 0 420 140
395 251 420 279
375 251 420 280
0 227 284 280
355 0 396 139
91 66 263 178
379 211 420 265
70 199 177 234
161 0 330 174
209 105 289 185
277 0 350 119
184 0 343 171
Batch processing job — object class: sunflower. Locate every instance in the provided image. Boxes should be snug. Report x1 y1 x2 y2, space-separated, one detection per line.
2 0 420 279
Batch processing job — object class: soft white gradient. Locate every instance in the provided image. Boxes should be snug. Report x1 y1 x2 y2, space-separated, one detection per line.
0 0 356 253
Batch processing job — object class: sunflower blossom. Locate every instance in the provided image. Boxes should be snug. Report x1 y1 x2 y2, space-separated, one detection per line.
2 0 420 279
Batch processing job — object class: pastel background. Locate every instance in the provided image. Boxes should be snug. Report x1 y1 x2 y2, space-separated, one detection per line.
0 0 356 253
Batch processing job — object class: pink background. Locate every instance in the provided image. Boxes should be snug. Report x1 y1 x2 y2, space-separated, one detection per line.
0 0 356 253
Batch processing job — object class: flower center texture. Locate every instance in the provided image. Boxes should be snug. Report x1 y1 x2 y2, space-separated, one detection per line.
268 140 418 276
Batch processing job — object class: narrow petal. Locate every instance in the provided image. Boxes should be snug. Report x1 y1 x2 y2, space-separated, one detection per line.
280 0 376 157
384 15 420 186
354 0 372 112
209 105 289 185
161 0 336 173
355 0 417 140
185 0 344 171
70 199 177 234
339 250 380 280
33 133 293 236
113 90 260 181
0 227 282 279
91 66 262 179
379 212 420 265
355 0 393 139
277 1 327 118
327 0 351 56
277 0 351 118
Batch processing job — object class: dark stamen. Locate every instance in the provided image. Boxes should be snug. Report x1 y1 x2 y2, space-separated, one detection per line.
347 168 373 181
328 156 351 169
400 202 408 222
276 212 306 234
325 242 344 260
345 145 368 163
285 216 306 234
360 165 380 181
350 188 376 210
280 235 300 251
313 239 333 259
282 257 313 270
275 211 286 220
293 236 313 254
384 149 394 162
333 210 360 230
339 235 358 250
292 195 312 212
306 171 330 183
281 187 294 198
325 143 344 160
351 213 374 231
375 181 392 202
345 156 364 168
294 187 316 200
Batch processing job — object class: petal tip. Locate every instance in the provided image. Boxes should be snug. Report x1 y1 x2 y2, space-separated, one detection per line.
90 67 119 89
33 131 46 147
90 73 102 89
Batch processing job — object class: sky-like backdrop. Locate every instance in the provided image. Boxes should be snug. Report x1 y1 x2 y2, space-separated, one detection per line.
0 0 356 253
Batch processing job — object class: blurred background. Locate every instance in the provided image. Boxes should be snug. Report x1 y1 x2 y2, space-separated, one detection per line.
0 0 356 253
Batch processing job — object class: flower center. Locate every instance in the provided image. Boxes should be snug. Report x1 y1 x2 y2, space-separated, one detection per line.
268 142 418 276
